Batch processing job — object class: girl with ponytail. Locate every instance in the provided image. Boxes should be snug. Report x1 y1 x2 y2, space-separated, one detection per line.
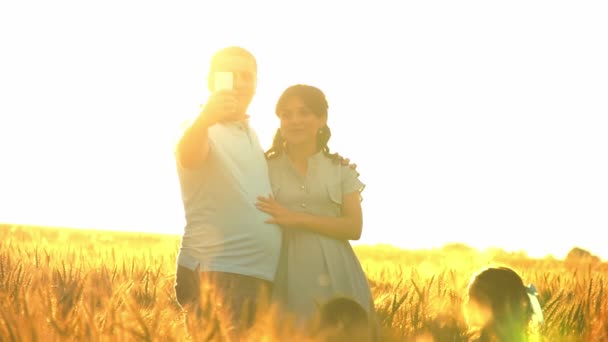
465 266 544 342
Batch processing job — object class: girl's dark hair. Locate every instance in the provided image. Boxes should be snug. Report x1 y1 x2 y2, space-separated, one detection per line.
468 267 533 342
311 297 369 339
265 84 340 162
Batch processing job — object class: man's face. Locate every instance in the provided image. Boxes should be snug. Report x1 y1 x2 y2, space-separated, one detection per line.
210 54 257 114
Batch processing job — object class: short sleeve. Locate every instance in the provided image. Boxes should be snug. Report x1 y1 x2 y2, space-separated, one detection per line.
341 165 365 199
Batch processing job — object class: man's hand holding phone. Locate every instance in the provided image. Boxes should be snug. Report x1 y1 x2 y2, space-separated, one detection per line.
199 72 241 126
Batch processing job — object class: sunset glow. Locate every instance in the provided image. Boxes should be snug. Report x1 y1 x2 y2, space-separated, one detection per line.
1 2 607 260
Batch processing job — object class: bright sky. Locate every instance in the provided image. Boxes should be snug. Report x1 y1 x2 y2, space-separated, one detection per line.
1 1 607 260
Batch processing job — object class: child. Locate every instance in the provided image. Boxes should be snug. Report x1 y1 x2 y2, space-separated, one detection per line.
311 296 372 342
465 266 543 342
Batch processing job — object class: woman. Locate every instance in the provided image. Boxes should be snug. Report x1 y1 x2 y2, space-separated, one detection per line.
465 266 544 342
255 84 376 336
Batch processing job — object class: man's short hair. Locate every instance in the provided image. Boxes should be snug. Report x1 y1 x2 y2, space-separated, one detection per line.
210 46 257 72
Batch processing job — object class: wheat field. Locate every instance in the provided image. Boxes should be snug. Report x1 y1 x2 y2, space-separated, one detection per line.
0 224 606 341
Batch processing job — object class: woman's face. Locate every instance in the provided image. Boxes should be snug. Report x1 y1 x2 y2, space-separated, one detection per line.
277 95 326 148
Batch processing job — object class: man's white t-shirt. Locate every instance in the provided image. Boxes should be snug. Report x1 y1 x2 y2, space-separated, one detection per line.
176 121 282 282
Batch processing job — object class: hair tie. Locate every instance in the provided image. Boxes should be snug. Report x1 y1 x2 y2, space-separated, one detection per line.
526 283 544 325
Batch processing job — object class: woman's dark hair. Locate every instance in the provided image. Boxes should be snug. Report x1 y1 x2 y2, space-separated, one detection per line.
467 267 533 342
265 84 340 162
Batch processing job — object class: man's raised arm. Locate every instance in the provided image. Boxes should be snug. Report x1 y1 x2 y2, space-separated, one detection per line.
175 90 238 169
175 114 213 169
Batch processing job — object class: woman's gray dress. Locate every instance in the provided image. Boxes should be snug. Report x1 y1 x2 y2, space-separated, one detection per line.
268 152 374 325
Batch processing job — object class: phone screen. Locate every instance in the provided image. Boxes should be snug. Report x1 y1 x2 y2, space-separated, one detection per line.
214 71 233 91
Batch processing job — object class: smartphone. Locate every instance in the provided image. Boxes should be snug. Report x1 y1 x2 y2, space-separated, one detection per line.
214 71 233 91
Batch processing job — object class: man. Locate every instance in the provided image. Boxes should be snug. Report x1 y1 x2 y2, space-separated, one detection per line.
173 46 281 334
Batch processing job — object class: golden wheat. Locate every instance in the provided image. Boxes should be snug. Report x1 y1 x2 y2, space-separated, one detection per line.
0 225 606 341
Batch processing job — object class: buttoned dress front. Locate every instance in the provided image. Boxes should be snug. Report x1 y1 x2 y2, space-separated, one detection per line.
267 152 374 325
